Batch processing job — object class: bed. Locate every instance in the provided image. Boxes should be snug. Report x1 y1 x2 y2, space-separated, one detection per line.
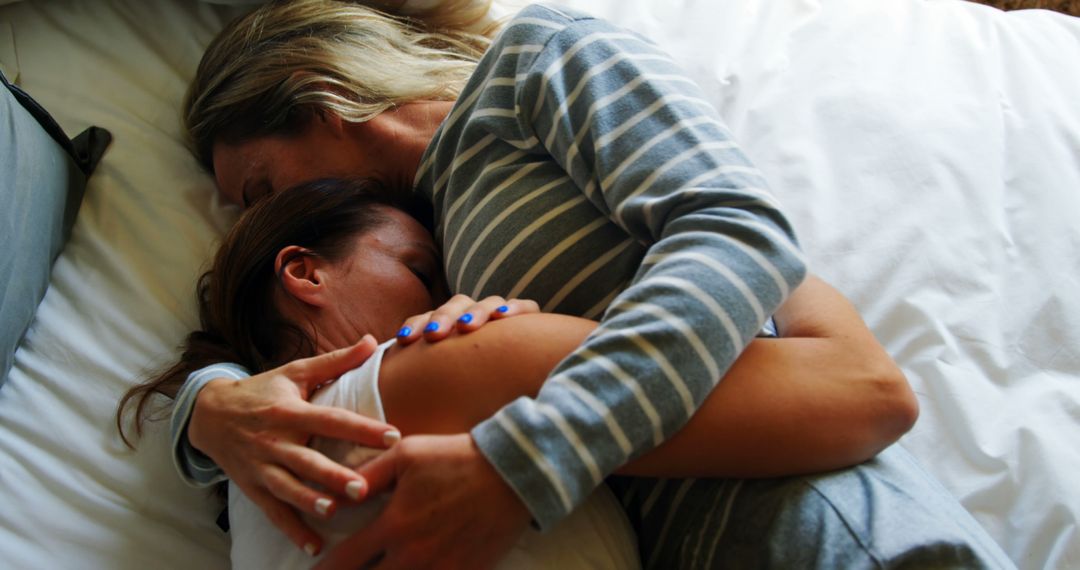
0 0 1077 568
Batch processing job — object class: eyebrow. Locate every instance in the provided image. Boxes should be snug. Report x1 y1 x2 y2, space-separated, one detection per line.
414 241 440 258
408 240 442 264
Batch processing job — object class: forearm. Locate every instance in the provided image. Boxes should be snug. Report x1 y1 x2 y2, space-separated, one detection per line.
170 363 251 486
475 10 807 526
381 278 916 478
622 277 916 476
619 339 913 477
626 275 914 475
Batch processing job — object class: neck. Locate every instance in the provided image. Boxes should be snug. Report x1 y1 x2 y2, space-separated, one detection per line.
307 314 369 358
359 100 454 189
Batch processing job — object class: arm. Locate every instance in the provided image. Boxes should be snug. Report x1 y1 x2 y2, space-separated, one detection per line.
170 338 398 553
172 298 537 556
469 7 806 528
325 8 807 567
378 276 916 477
619 275 917 477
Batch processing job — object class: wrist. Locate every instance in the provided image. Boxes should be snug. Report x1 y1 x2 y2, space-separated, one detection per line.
466 434 532 527
188 377 234 454
462 436 533 535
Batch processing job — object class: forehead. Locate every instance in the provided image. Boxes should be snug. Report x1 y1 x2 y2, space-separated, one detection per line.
211 137 267 206
369 207 433 246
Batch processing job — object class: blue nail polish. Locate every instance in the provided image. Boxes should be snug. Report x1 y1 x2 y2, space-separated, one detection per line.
458 313 474 325
424 322 440 333
397 326 412 338
496 305 509 313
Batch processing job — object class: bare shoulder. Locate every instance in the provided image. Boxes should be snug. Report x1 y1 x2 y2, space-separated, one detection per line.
383 313 594 367
377 313 595 434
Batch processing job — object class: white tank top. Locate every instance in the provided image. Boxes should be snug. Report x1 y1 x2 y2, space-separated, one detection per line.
228 340 640 569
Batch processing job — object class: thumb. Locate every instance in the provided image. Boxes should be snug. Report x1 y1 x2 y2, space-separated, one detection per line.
289 334 378 389
354 444 403 500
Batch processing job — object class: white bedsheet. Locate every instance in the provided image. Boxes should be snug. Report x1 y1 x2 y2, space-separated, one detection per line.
1 0 1077 568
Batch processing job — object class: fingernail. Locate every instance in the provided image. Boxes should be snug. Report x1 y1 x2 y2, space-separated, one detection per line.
397 326 412 338
496 305 509 313
383 429 401 446
457 313 473 324
346 479 366 501
314 497 333 516
423 321 439 333
304 542 319 557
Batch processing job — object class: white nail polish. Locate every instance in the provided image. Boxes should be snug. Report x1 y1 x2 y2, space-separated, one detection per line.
304 543 318 557
346 479 366 500
314 497 333 516
383 430 401 446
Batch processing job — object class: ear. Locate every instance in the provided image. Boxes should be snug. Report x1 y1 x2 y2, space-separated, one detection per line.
275 245 331 308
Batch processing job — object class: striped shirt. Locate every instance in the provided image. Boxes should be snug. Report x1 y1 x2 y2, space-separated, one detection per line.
415 4 805 529
170 2 805 536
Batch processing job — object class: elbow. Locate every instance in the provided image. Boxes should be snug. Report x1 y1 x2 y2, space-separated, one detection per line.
885 365 919 436
864 364 919 454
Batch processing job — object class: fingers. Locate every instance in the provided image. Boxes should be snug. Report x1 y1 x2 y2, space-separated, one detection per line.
353 444 403 498
395 295 542 346
461 297 541 330
395 293 478 345
287 335 378 390
263 462 338 519
490 298 540 319
394 310 432 346
290 403 400 449
247 483 324 557
447 295 505 333
271 403 401 504
273 443 376 503
421 294 478 342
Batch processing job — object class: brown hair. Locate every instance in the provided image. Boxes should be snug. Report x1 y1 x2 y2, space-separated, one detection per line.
184 0 498 172
117 178 417 446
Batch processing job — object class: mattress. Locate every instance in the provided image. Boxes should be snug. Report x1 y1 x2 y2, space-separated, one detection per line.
1 0 1078 568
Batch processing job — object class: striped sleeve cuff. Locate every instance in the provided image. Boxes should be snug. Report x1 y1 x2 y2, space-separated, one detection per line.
471 399 583 531
170 363 251 487
472 314 778 529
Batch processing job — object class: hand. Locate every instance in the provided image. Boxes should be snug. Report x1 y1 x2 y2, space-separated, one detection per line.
189 336 399 555
396 294 540 345
314 434 532 569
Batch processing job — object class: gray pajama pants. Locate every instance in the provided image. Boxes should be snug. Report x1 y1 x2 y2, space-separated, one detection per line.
610 445 1016 569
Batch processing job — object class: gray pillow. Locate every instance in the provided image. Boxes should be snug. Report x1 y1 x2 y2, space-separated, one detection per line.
0 70 109 387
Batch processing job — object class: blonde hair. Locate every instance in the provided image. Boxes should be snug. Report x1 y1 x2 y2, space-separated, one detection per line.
183 0 499 171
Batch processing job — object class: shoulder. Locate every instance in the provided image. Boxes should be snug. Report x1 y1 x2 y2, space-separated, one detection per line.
309 340 394 418
492 3 619 51
487 3 658 74
506 3 596 32
382 313 594 373
376 314 596 433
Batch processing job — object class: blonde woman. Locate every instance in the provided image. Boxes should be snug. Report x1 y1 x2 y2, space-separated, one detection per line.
172 1 1014 568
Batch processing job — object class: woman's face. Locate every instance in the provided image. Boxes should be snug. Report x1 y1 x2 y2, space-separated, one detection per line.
319 207 447 345
211 102 452 207
212 119 380 207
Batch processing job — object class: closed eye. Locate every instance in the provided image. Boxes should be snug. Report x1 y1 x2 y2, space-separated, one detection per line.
409 266 434 290
242 181 273 208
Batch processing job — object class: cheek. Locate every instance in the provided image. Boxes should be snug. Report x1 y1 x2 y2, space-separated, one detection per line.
213 168 245 206
403 284 435 316
396 276 436 316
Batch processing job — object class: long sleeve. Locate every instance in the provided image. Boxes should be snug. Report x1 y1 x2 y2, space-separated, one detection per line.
463 6 807 529
170 362 250 486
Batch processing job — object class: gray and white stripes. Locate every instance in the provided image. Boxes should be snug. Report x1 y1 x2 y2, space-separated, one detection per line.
415 4 805 529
